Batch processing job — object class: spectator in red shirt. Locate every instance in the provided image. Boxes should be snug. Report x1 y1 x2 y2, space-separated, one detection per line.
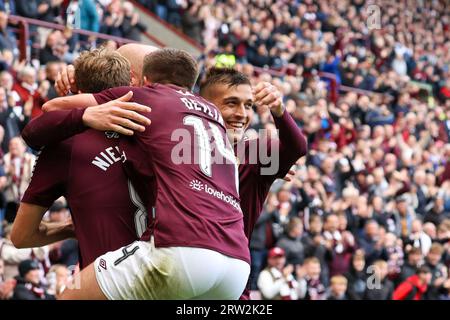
393 265 432 300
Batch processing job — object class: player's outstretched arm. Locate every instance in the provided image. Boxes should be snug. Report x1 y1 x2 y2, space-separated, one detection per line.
42 93 97 112
22 92 151 149
82 91 151 136
11 203 75 249
254 82 308 179
22 109 86 149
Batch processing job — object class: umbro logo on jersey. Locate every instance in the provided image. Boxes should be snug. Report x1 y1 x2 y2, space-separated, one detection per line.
105 131 120 139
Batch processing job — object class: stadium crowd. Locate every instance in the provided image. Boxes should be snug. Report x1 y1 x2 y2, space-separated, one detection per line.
0 0 450 300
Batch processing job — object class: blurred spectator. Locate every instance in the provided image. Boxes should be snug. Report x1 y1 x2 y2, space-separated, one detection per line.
302 214 329 285
46 201 78 267
181 2 202 44
121 1 146 41
155 0 168 21
344 250 367 300
275 217 305 268
358 220 387 265
404 219 432 256
383 232 404 281
302 257 327 300
39 30 73 65
15 0 49 20
323 213 356 276
79 0 99 33
45 264 70 297
215 43 236 68
0 0 16 15
166 0 184 28
12 259 54 300
100 0 124 37
38 0 64 24
326 275 349 300
44 61 61 100
249 195 279 290
3 137 35 222
391 195 415 239
424 243 447 300
11 65 38 110
0 224 49 280
257 247 306 300
397 247 423 285
0 85 29 153
393 266 432 300
0 11 16 53
424 195 447 227
364 260 394 300
0 257 16 299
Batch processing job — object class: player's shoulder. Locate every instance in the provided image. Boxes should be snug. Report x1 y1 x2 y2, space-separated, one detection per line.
40 137 74 156
110 85 137 95
152 84 211 104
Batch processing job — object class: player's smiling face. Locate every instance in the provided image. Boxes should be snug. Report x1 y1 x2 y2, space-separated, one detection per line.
206 84 254 144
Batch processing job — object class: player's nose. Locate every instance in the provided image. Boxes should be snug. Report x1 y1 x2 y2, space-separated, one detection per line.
235 103 248 119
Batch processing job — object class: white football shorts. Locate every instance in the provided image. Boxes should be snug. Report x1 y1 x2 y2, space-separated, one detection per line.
94 237 250 300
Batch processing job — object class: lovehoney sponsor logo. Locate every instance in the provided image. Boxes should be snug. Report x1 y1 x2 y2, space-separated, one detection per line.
189 179 241 211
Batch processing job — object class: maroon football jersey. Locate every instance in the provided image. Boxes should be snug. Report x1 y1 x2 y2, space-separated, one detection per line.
237 110 308 299
94 84 250 264
21 128 145 268
238 110 308 240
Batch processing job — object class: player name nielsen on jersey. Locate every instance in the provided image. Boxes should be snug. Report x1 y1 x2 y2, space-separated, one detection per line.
92 146 127 171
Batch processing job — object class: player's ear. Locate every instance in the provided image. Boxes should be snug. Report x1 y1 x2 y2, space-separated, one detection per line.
129 70 136 86
143 76 151 85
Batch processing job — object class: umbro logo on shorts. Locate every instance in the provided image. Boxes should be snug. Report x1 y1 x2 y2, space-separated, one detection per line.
99 258 107 270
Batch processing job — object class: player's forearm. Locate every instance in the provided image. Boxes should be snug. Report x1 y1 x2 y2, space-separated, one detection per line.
42 94 97 112
11 203 73 249
16 226 73 249
22 109 86 149
272 110 308 171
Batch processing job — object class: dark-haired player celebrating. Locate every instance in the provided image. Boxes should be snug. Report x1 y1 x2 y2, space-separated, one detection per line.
199 68 307 298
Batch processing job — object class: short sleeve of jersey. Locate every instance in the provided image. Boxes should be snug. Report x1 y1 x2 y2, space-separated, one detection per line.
21 141 71 208
93 86 136 105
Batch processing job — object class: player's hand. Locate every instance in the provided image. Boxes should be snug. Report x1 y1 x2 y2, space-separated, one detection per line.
282 169 296 182
253 82 285 117
55 64 77 96
40 219 75 237
82 91 151 136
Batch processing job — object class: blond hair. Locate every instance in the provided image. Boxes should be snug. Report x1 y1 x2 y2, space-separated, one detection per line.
74 48 131 93
330 275 348 286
